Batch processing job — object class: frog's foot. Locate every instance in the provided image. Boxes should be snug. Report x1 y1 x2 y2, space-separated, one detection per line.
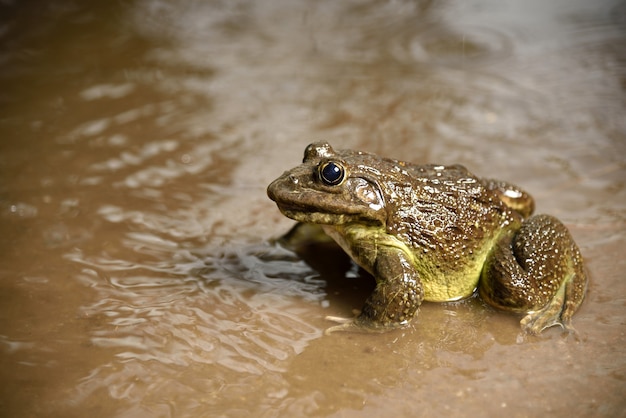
519 274 580 338
323 314 407 335
324 315 362 335
521 309 565 335
521 311 581 340
324 312 377 335
276 222 336 249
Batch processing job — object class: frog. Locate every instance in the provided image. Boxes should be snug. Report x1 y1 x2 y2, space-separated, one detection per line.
267 142 587 335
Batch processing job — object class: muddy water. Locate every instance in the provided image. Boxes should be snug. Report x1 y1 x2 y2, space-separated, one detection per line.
1 0 625 416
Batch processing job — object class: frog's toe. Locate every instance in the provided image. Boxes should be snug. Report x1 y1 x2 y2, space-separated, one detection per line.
520 313 583 342
325 315 355 324
324 317 362 335
520 306 580 337
520 310 564 335
323 314 407 334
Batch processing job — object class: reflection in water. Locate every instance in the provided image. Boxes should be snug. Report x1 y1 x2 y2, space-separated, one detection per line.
0 0 625 416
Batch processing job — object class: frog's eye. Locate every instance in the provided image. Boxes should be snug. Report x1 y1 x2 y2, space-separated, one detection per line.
319 161 345 186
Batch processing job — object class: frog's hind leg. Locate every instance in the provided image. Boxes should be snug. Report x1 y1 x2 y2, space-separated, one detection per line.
479 214 587 335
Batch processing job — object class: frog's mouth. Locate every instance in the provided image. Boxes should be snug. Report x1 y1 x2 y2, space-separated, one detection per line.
267 176 384 226
269 193 367 224
276 204 359 225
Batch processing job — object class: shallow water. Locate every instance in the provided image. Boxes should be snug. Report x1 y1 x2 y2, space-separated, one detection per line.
1 0 625 416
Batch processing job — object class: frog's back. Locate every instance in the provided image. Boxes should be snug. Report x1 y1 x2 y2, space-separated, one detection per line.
382 162 509 242
378 162 517 301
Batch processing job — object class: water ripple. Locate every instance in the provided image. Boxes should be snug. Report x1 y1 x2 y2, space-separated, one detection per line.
68 228 325 409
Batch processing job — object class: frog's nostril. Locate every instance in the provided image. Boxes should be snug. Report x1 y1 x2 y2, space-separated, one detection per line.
289 174 299 185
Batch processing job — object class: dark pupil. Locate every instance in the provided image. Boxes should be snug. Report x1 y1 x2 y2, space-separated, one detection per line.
320 162 344 185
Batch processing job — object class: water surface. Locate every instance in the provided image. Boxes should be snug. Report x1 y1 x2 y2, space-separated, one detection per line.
1 0 625 416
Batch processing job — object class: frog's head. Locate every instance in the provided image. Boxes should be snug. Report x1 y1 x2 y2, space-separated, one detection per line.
267 142 389 226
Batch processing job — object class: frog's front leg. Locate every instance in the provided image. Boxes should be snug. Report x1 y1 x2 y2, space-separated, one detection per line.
276 222 337 249
327 246 425 333
479 214 587 335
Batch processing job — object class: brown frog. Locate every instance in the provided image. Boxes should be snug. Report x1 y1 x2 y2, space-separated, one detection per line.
267 142 587 334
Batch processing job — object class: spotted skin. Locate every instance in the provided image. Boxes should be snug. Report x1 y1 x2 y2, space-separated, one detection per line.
267 142 587 334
